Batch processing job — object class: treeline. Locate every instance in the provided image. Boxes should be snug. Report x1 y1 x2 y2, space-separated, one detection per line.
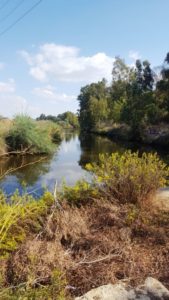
37 111 79 129
78 53 169 140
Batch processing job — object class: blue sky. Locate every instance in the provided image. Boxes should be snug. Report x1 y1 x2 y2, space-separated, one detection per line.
0 0 168 118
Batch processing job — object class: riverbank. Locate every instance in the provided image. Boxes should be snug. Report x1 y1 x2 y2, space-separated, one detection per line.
0 151 169 299
90 122 169 147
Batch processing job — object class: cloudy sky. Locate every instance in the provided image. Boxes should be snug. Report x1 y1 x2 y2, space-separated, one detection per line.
0 0 168 118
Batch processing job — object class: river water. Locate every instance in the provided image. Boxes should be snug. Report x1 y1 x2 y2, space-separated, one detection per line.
0 131 169 197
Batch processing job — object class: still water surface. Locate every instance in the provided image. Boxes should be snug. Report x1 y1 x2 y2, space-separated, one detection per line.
0 131 169 197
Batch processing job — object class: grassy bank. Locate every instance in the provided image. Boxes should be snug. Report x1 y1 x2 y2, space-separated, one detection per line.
90 121 169 147
90 123 132 141
0 151 169 299
0 115 62 156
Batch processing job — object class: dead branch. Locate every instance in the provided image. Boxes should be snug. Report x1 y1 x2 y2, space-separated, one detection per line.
0 146 34 157
0 157 47 180
76 253 121 266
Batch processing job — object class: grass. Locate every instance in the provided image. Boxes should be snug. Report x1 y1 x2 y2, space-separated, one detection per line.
0 115 62 155
36 120 62 144
0 191 54 257
0 151 169 299
0 119 12 155
0 269 67 300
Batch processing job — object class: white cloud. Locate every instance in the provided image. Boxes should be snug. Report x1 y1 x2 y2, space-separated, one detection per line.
129 50 141 61
0 78 40 118
20 44 115 83
0 94 27 117
33 85 75 103
0 79 27 117
0 78 15 93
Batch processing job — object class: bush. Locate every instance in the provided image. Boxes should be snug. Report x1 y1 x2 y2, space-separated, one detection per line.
36 120 62 145
86 151 169 205
61 179 98 205
5 115 62 154
0 119 12 154
0 191 54 257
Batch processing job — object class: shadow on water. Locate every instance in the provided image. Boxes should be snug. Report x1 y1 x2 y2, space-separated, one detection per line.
0 131 169 197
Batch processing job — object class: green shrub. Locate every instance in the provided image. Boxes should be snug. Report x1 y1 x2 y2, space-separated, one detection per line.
0 119 12 154
60 151 168 206
86 151 169 205
61 179 98 206
5 115 61 154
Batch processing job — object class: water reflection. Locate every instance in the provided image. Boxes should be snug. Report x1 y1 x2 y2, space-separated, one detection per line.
79 133 127 167
0 132 87 196
0 131 169 197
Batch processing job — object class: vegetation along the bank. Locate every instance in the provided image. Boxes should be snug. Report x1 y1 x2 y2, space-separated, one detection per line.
37 111 79 129
0 151 169 299
78 52 169 145
0 115 62 156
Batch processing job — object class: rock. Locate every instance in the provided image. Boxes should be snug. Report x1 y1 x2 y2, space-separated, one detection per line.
154 189 169 212
75 277 169 300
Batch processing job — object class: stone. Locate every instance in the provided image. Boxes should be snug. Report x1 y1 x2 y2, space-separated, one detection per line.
75 277 169 300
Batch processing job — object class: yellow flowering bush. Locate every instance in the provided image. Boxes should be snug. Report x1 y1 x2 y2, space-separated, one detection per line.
86 151 169 204
0 191 54 257
61 179 98 205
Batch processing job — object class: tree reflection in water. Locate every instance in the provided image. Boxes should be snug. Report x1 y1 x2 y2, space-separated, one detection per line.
1 131 169 197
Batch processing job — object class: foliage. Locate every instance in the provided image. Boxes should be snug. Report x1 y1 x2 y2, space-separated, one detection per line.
78 79 109 131
5 115 62 154
56 111 79 128
156 52 169 116
36 120 62 144
86 151 169 204
0 269 67 300
0 191 54 257
78 53 169 140
60 151 168 206
60 179 98 205
0 151 169 298
0 119 12 154
37 111 79 129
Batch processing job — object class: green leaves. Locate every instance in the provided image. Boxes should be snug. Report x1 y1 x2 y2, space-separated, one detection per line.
86 151 169 205
5 115 62 154
0 191 54 257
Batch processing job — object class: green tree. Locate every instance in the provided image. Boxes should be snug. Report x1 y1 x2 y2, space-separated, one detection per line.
156 52 169 118
122 59 156 137
109 57 134 121
78 79 109 130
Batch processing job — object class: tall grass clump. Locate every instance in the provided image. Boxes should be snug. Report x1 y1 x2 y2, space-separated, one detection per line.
0 119 12 154
36 120 62 144
5 115 62 154
86 151 169 205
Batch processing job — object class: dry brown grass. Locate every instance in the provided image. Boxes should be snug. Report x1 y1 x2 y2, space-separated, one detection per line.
1 198 169 298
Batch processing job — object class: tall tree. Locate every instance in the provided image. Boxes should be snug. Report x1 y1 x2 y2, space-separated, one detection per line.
78 79 109 130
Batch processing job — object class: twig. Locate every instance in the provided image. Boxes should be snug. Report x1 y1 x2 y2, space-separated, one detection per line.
0 157 47 180
53 180 63 210
76 253 120 266
0 146 34 157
